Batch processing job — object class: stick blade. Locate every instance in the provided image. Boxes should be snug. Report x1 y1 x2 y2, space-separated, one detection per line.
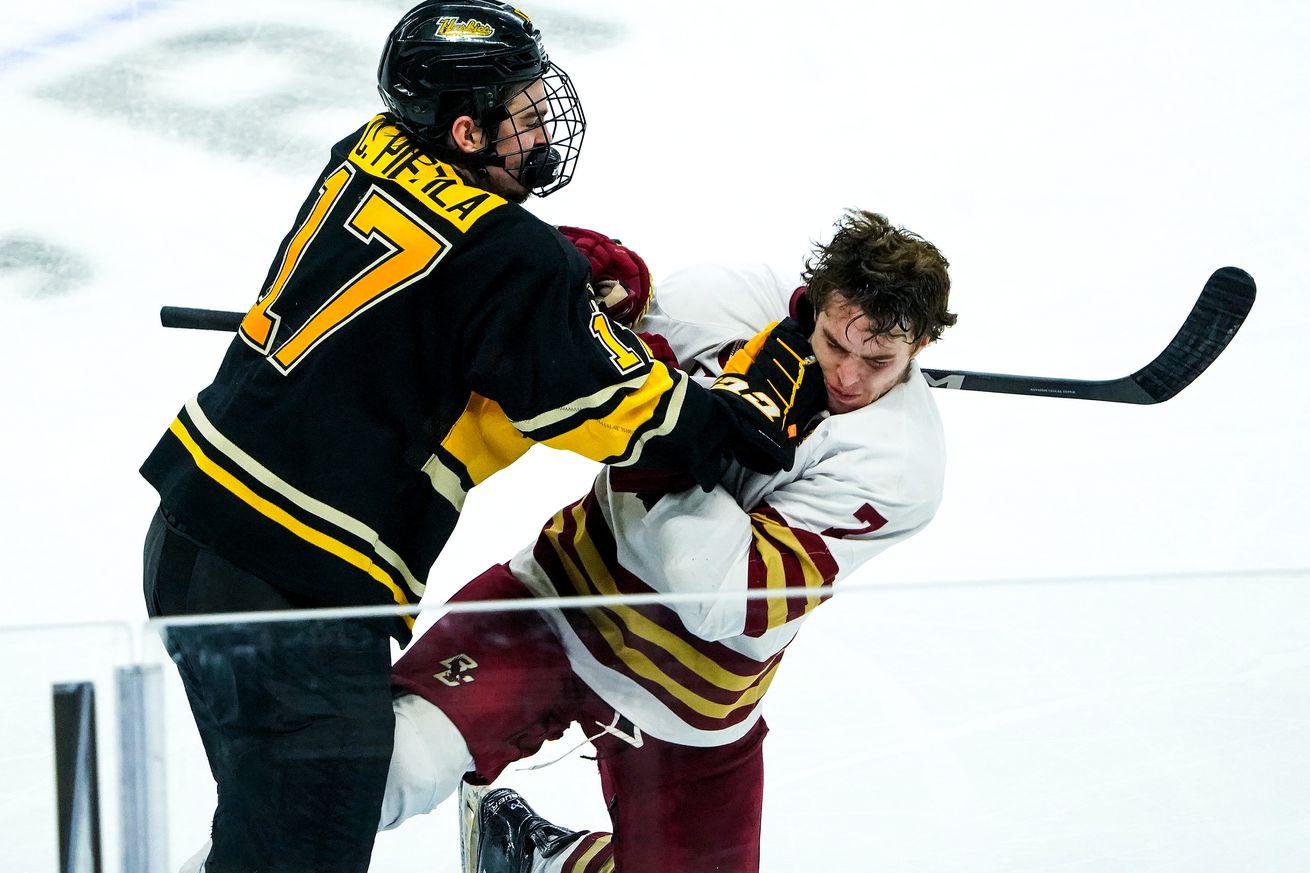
1129 266 1256 403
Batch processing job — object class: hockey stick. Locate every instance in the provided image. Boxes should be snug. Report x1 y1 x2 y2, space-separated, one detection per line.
159 266 1255 404
159 306 244 332
920 266 1254 403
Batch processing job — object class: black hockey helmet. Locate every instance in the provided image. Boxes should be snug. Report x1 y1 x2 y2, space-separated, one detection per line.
377 0 585 196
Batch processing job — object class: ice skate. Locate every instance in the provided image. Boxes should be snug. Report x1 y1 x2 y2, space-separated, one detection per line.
461 783 579 873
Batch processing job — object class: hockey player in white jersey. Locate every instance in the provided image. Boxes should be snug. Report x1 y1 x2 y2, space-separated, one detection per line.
381 210 956 873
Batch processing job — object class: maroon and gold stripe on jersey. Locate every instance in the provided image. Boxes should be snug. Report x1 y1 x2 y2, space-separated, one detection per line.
742 503 840 635
559 833 614 873
532 492 786 734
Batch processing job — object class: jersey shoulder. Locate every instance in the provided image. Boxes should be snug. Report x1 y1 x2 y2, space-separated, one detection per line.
459 209 591 298
642 262 795 373
651 261 794 332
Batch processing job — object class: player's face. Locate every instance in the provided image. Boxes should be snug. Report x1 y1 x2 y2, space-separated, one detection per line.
811 294 928 413
484 80 550 202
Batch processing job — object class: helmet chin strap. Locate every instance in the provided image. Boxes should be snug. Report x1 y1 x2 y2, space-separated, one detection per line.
516 144 563 188
433 142 561 191
421 141 500 180
433 102 562 190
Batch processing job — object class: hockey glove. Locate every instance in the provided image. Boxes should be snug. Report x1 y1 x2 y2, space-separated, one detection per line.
557 225 652 325
711 318 826 474
636 331 679 370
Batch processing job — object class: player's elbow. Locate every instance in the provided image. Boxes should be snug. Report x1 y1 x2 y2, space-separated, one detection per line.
675 602 746 641
663 555 747 641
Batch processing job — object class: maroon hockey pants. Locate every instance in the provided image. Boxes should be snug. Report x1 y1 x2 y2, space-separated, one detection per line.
564 721 767 873
393 563 767 873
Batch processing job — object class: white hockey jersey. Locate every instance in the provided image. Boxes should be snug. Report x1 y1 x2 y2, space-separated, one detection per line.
508 262 947 746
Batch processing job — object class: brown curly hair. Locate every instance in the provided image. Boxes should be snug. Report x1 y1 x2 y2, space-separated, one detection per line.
803 210 956 343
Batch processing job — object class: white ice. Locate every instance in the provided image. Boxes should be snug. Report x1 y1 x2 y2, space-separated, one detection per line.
1 1 1308 871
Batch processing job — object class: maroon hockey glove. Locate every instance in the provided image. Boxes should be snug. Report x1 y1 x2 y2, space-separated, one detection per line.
558 225 652 325
788 285 816 332
636 331 679 370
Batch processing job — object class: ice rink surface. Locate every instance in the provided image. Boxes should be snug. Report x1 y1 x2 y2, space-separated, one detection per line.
1 1 1308 870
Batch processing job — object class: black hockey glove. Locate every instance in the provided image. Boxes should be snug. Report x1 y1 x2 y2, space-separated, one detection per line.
710 318 826 474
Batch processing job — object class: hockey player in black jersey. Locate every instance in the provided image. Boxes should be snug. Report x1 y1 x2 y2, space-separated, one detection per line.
139 3 822 872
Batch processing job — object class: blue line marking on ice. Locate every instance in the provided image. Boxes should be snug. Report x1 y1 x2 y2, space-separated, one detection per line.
0 0 181 76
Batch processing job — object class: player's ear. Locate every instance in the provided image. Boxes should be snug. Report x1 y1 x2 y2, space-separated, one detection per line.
911 336 931 357
450 116 486 153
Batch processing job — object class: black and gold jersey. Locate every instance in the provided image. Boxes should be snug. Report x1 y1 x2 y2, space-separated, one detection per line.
141 115 722 640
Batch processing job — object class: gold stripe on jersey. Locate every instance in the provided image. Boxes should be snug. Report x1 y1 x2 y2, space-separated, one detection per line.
166 418 416 627
602 367 689 468
185 398 426 597
744 506 839 633
545 504 780 719
348 116 505 232
440 393 533 485
510 373 650 434
752 524 792 630
559 504 765 693
537 363 680 463
762 514 828 614
566 834 614 873
426 365 685 512
750 511 830 628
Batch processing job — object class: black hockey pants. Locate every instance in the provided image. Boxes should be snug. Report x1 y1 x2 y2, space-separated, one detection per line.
143 508 394 873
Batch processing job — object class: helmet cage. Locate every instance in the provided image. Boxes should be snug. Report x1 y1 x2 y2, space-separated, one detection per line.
377 1 585 195
484 61 585 197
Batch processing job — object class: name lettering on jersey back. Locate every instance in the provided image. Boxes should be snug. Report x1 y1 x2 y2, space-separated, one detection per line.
349 115 505 232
